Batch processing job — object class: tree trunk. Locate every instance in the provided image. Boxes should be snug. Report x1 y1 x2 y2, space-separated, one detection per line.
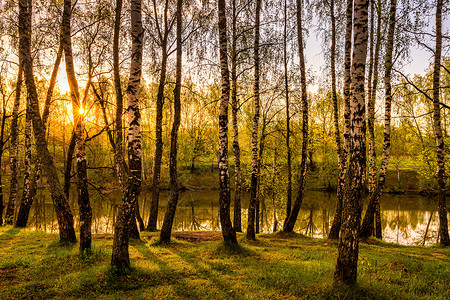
360 0 396 240
62 0 92 251
328 0 344 239
272 148 278 232
367 0 376 195
247 0 261 241
5 64 23 224
15 95 32 227
433 0 449 246
0 105 7 226
111 0 139 240
113 0 128 193
147 45 166 230
160 0 182 243
284 0 292 223
283 0 308 233
369 0 383 236
111 0 144 268
362 0 381 236
19 0 76 243
334 0 369 285
63 131 76 199
231 0 242 233
256 125 266 234
329 0 352 240
217 0 237 244
147 0 171 231
16 37 63 228
147 64 167 230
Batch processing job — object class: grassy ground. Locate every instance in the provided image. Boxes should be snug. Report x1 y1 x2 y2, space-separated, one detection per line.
0 227 449 299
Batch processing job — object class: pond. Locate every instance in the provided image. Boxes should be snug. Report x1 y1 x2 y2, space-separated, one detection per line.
28 189 448 246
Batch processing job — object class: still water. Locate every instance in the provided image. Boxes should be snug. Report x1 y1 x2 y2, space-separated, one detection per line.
29 189 448 246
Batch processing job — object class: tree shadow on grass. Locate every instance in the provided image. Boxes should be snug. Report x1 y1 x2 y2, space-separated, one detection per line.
171 245 242 299
126 240 207 299
133 239 255 298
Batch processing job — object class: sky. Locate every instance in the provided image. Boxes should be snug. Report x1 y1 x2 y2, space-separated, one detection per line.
303 14 449 94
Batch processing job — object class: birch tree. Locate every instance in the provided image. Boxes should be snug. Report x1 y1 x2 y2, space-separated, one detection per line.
147 0 175 231
16 95 32 228
284 0 292 223
334 0 369 285
283 0 308 233
361 0 396 240
160 0 182 243
113 0 128 193
365 0 382 238
0 63 11 226
111 0 144 267
4 64 22 224
61 0 92 251
217 0 238 244
247 0 261 241
329 0 352 240
231 0 242 233
432 0 449 246
15 41 63 228
19 0 77 243
111 0 141 237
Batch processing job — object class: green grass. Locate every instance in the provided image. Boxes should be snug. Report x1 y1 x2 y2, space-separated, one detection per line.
1 227 449 299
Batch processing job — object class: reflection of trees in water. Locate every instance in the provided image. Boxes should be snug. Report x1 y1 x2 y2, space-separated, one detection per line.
322 208 329 237
190 199 200 230
304 206 315 236
422 211 434 246
27 190 446 245
409 210 419 230
382 204 441 245
33 193 45 231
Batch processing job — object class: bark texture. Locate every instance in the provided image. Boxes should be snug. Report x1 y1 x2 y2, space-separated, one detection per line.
217 0 237 244
147 0 171 231
0 97 7 225
111 0 143 268
366 0 376 195
284 0 292 222
160 0 182 243
16 38 63 228
328 0 352 240
360 0 396 240
19 0 76 243
15 95 32 227
63 131 76 199
334 0 369 285
5 65 23 224
247 0 261 241
113 0 128 193
433 0 449 246
283 0 308 233
62 0 92 251
231 0 242 233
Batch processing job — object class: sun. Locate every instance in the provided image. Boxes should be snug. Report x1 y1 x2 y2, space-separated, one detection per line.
78 107 85 115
